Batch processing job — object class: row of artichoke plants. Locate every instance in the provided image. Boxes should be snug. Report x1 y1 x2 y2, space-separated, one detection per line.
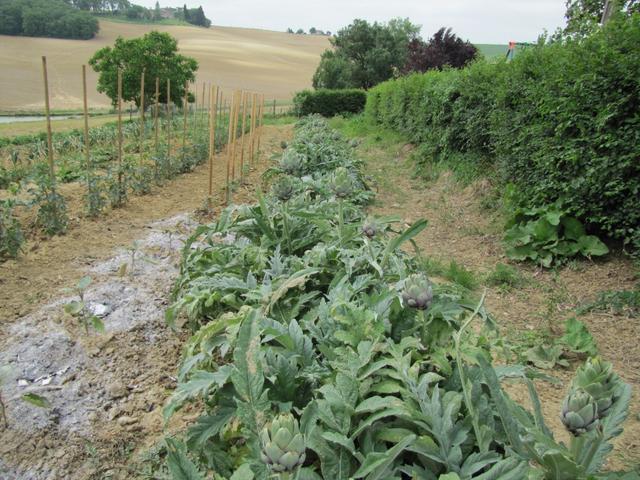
162 116 634 480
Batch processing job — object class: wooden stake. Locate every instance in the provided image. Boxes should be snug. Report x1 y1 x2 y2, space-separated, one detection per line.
256 94 265 163
41 56 55 180
225 91 236 203
82 65 90 186
249 92 257 166
167 78 171 171
154 77 160 155
193 81 198 133
117 68 123 188
230 90 241 181
239 91 248 183
208 85 218 198
201 82 207 132
139 69 145 165
182 81 189 159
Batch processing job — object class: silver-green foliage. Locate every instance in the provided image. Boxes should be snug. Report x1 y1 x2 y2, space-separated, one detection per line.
163 117 633 480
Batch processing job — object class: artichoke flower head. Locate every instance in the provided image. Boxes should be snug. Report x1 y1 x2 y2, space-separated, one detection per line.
272 177 296 202
260 413 306 474
561 388 599 436
330 167 354 199
402 274 434 311
362 217 382 238
572 357 623 418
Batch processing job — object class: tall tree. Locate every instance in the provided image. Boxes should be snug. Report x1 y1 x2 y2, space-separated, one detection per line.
89 31 198 107
191 6 210 27
153 1 161 20
313 18 420 89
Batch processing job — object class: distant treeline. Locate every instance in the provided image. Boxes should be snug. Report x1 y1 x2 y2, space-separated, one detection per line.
0 0 100 39
95 2 211 28
287 27 332 36
0 0 211 40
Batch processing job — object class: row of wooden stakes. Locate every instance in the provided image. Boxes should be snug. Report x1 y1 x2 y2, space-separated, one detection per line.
40 56 268 207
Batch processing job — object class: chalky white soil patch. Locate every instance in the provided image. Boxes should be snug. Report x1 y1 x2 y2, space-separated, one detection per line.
0 214 195 480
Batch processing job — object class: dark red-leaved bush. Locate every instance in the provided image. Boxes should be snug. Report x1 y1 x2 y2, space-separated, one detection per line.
403 27 478 74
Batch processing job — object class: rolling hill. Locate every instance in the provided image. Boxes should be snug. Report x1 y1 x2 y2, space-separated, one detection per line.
0 19 331 112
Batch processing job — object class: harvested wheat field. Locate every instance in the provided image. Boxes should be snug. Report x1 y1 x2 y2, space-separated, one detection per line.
0 20 330 111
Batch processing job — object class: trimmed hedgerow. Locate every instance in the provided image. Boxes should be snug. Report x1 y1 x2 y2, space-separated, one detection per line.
367 15 640 251
293 89 367 117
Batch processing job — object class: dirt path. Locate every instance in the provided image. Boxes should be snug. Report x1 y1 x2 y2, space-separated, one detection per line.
354 136 640 470
0 125 292 479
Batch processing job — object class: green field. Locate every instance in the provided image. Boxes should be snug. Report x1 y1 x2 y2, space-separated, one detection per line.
476 43 508 58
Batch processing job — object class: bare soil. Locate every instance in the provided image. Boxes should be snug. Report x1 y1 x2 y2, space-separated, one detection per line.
357 138 640 471
0 125 292 479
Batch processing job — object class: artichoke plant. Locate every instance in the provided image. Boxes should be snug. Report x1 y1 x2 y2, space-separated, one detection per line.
260 413 306 477
272 177 296 202
561 388 599 436
402 274 434 310
571 357 622 418
330 167 354 199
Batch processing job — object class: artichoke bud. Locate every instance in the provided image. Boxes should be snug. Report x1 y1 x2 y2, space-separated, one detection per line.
260 413 306 473
330 167 354 199
280 150 306 177
572 357 622 418
272 177 295 202
362 218 381 238
561 388 599 436
402 274 434 310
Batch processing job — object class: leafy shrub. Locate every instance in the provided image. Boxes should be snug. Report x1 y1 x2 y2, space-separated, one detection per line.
504 204 609 267
367 15 640 252
293 89 367 117
29 165 68 236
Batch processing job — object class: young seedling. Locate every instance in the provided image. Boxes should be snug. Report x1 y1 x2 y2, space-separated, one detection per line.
119 240 158 277
63 276 104 334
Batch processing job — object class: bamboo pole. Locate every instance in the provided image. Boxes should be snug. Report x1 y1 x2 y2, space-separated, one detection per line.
41 56 55 180
239 91 248 183
139 69 145 165
117 68 123 191
208 85 218 199
82 65 90 189
182 81 189 160
167 79 171 172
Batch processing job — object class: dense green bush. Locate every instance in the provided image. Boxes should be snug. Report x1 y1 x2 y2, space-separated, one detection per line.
293 89 367 117
0 0 99 39
367 15 640 251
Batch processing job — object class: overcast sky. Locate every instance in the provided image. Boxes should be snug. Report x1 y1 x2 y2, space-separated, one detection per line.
135 0 568 44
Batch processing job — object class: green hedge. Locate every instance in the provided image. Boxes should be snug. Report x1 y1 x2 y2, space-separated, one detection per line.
294 89 366 117
367 15 640 250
